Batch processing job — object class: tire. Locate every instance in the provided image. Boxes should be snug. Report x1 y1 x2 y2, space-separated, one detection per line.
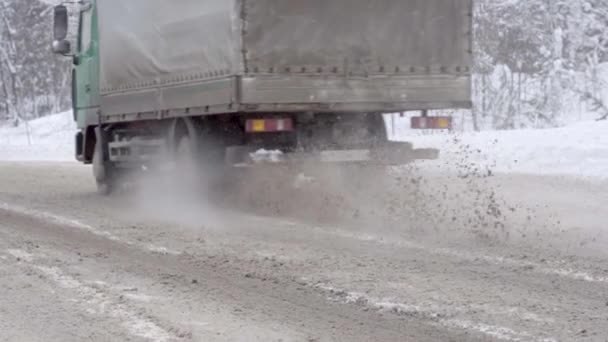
367 113 389 147
176 135 201 171
92 141 116 196
96 179 113 196
174 134 203 190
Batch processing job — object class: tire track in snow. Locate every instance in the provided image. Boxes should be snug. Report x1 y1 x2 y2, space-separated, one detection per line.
0 202 180 256
0 203 592 341
305 225 608 285
312 283 557 342
4 249 174 342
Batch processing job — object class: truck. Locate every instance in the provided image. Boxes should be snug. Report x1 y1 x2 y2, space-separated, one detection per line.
51 0 473 194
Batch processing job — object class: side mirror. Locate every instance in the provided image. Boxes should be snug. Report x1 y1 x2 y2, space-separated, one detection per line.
52 5 71 55
53 5 68 41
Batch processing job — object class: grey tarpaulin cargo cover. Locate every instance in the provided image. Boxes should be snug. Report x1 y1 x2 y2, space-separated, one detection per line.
97 0 472 122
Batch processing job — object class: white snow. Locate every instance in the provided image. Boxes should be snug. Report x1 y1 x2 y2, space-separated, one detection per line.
36 0 62 5
313 282 557 341
390 116 608 180
1 111 607 180
250 149 284 163
0 111 76 161
33 263 173 341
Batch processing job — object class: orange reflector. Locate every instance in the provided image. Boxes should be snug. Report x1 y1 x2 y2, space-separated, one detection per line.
246 118 294 133
411 116 453 130
251 120 266 132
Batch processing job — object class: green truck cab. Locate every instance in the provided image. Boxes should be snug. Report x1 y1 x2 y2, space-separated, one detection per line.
53 3 99 162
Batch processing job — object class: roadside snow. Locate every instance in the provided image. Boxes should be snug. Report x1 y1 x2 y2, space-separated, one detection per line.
394 119 608 180
1 111 607 180
0 111 76 161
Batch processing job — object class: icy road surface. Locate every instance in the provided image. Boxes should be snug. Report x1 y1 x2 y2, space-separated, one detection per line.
0 162 607 341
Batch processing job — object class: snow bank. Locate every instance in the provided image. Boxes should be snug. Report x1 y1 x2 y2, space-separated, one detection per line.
0 111 76 161
399 120 608 180
1 111 607 180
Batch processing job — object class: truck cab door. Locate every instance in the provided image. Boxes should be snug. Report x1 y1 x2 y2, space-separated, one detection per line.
73 4 99 129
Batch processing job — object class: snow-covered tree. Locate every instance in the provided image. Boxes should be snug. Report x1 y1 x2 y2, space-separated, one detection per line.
0 0 71 123
474 0 608 128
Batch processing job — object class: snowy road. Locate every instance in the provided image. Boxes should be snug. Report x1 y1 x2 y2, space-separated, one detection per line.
0 161 607 341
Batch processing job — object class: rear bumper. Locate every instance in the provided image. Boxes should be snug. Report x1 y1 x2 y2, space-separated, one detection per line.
104 136 438 169
226 142 439 167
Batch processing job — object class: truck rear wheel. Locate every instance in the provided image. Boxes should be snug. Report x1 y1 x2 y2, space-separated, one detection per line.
175 134 201 186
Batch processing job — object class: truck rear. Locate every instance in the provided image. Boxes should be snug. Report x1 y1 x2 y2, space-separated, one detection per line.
52 0 472 194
